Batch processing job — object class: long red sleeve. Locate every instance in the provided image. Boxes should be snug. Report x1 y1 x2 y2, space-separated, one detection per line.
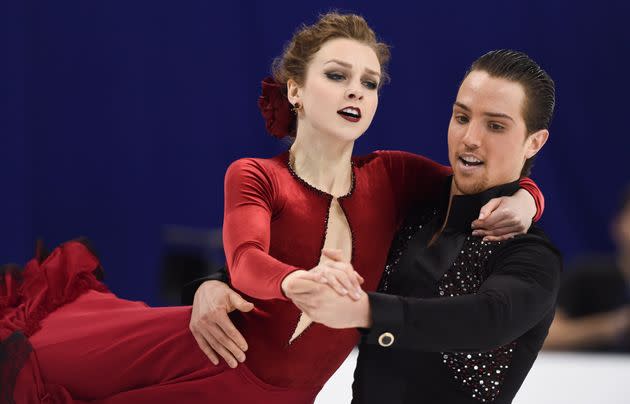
376 151 544 223
517 177 545 222
223 159 300 300
376 151 452 225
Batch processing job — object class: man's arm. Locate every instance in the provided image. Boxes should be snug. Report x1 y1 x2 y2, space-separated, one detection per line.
181 267 229 305
300 236 561 351
361 234 561 352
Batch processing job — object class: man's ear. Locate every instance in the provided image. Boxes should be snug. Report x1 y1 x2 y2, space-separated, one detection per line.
525 129 549 159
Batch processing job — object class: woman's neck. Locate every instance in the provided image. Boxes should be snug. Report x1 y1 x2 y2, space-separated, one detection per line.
289 133 354 197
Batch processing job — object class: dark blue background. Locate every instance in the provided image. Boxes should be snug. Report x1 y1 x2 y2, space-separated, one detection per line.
2 1 629 305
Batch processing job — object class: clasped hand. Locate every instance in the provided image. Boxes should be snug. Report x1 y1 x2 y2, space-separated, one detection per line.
281 249 371 329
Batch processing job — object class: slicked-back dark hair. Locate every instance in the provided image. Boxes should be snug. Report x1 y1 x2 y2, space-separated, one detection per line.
465 50 555 176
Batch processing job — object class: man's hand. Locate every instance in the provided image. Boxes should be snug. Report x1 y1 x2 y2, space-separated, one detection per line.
291 280 372 329
472 189 537 241
189 280 254 368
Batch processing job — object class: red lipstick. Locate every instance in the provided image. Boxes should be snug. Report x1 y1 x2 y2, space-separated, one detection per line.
337 106 362 122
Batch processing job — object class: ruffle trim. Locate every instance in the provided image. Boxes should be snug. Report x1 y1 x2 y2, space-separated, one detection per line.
0 239 109 403
0 332 32 404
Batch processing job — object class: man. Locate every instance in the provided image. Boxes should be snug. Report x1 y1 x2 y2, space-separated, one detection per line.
544 186 630 352
184 50 561 403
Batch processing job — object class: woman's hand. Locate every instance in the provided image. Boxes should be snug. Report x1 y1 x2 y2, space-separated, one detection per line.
282 249 370 328
281 249 364 300
471 189 537 241
311 250 364 299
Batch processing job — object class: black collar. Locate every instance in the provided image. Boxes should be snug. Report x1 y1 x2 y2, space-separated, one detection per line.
442 178 521 234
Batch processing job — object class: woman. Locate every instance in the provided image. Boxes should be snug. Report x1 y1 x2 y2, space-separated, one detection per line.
1 12 543 403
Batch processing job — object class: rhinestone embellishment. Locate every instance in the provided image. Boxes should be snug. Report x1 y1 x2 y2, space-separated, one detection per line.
439 236 515 402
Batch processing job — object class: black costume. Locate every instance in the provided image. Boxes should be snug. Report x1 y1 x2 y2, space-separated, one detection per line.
352 179 561 404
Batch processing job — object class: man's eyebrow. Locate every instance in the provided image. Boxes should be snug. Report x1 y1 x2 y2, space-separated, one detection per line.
484 112 514 122
453 102 515 122
324 59 381 78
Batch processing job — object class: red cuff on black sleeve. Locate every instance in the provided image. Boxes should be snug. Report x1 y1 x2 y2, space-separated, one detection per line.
518 177 545 222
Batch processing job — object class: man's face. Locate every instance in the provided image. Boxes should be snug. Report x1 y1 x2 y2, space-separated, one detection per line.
447 70 544 195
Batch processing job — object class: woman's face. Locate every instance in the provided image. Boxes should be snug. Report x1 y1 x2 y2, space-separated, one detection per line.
290 38 381 142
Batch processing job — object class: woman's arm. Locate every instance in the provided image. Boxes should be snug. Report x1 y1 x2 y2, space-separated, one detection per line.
377 150 451 224
379 151 545 234
222 159 301 300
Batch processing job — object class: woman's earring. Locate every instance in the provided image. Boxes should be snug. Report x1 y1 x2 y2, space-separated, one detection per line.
291 102 302 114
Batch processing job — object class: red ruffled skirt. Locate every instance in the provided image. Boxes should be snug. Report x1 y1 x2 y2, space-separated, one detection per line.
0 241 319 403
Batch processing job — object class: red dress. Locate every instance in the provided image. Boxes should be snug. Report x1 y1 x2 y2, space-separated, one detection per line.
0 151 542 403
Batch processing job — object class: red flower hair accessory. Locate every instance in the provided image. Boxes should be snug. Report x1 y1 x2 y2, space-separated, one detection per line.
257 76 295 139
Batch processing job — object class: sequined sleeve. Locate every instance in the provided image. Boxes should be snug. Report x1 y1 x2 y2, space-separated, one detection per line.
364 231 561 351
223 159 301 300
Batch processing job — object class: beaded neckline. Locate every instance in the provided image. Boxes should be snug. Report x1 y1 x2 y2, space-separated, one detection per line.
285 151 356 199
